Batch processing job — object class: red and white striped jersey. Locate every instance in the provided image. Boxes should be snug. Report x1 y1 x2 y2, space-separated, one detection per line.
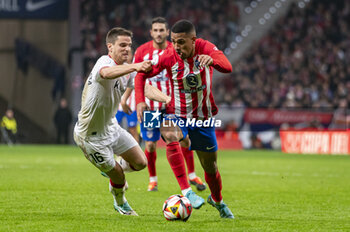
135 38 232 119
134 41 172 111
118 87 136 112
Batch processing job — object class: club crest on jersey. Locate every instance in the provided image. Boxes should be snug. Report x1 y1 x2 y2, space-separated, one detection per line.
114 80 119 89
194 59 201 69
185 73 199 88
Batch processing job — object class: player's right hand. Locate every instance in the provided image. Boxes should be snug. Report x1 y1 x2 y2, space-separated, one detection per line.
136 60 152 72
136 102 149 123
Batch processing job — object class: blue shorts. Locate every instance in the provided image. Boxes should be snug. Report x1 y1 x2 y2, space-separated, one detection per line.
116 111 137 128
164 116 218 152
140 123 161 142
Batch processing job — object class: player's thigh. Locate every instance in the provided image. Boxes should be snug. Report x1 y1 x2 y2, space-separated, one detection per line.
119 145 147 170
112 127 146 167
160 120 185 143
74 134 115 172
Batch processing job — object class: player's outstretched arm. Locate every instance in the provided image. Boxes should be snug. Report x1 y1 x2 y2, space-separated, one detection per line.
211 52 232 73
100 61 152 79
135 64 164 122
145 84 171 104
200 40 232 73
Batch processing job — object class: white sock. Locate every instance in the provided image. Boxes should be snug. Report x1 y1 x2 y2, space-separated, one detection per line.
109 182 127 205
211 196 224 205
188 172 197 180
181 187 192 196
150 176 158 182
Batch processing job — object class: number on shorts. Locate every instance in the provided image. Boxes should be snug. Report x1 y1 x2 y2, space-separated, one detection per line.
90 152 104 163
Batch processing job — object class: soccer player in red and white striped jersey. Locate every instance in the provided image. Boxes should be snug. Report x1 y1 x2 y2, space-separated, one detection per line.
133 17 206 193
135 20 234 218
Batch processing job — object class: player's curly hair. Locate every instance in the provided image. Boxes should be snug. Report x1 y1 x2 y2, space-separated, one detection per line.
171 20 195 34
106 27 133 44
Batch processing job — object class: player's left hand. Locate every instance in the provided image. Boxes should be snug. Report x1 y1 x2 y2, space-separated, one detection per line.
197 55 213 67
136 102 149 123
121 102 132 115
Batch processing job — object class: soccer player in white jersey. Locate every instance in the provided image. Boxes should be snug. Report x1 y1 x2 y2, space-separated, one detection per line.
74 27 170 216
116 50 140 143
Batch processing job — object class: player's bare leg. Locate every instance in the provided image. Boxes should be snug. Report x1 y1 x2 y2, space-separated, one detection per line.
128 126 140 143
145 140 158 191
160 123 204 209
119 145 147 172
180 136 206 191
107 146 147 216
196 150 234 219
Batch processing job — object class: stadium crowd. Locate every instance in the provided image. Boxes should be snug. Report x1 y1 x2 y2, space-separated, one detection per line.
79 0 349 112
80 0 240 77
214 0 350 111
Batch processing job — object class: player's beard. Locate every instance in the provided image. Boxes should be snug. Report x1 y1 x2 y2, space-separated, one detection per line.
154 36 166 45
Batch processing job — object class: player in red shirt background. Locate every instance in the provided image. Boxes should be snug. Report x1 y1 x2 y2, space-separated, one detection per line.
135 19 234 218
133 17 206 192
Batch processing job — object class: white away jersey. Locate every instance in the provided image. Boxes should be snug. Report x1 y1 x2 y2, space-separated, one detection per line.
75 55 134 139
118 72 136 112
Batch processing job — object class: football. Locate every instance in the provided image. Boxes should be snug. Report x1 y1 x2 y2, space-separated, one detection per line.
162 194 192 221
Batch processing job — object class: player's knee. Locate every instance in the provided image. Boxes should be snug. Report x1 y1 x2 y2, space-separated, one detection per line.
133 157 147 170
146 142 156 152
162 131 179 143
180 136 190 148
202 160 217 173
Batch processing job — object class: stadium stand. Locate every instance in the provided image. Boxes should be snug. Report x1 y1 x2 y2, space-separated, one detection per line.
79 0 240 77
214 0 350 111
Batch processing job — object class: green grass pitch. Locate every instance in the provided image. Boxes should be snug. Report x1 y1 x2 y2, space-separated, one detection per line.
0 145 349 232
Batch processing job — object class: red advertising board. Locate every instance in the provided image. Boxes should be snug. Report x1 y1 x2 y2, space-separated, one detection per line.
280 130 350 155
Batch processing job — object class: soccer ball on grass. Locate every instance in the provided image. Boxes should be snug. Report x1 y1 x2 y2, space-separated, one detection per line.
162 194 192 221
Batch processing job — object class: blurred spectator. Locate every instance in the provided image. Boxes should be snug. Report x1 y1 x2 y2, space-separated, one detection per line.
0 109 17 144
214 0 350 116
329 98 350 130
54 98 72 144
79 0 240 78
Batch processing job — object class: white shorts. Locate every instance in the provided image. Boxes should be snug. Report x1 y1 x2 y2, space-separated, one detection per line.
74 127 138 172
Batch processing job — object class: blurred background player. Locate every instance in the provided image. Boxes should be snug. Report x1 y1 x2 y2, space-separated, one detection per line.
133 17 206 192
74 27 170 216
136 20 234 218
116 49 140 143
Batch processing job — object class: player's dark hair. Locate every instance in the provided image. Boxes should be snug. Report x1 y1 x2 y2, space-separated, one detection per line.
106 27 133 44
171 20 195 34
152 17 168 29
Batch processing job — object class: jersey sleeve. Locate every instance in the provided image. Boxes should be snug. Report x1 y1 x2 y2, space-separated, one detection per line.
133 47 144 63
93 56 115 82
199 40 232 73
127 71 136 89
135 51 169 105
